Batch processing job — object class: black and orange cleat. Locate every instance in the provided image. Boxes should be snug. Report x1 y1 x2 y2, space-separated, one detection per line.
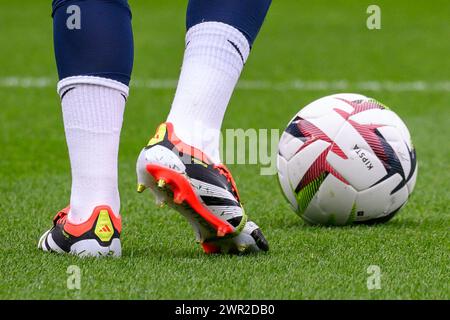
38 205 122 257
136 122 269 254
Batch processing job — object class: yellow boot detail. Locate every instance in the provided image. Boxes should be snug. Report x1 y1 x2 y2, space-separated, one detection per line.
147 123 167 146
95 210 114 242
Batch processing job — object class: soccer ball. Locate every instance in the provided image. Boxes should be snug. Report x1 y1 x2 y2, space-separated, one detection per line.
277 93 417 225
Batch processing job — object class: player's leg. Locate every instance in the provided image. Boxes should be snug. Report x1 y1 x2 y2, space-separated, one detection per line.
38 0 133 257
137 0 271 254
168 0 272 162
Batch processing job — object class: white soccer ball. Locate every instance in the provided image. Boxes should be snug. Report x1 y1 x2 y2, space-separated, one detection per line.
277 93 417 225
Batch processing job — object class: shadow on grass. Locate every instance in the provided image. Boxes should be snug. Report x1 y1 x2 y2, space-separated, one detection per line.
122 241 271 260
269 214 425 232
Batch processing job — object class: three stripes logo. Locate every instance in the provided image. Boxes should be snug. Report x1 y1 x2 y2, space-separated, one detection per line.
99 225 112 233
94 210 114 242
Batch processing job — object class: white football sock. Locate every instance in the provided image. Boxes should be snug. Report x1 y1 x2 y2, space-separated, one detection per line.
167 22 250 163
57 77 128 224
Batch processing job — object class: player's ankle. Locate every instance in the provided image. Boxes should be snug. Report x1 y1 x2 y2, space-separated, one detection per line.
166 120 222 164
68 201 120 224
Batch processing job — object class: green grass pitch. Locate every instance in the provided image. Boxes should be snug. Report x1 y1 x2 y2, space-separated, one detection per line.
0 0 449 299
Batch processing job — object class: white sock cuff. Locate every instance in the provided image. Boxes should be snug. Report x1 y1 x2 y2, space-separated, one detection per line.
57 76 129 98
185 22 250 75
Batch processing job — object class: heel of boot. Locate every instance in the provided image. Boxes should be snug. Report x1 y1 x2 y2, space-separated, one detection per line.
70 238 122 257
